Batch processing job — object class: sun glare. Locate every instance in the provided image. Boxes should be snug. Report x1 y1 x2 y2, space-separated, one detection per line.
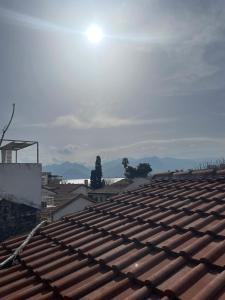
85 24 104 44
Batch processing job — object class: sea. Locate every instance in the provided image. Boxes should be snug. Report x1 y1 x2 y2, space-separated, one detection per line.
62 178 124 185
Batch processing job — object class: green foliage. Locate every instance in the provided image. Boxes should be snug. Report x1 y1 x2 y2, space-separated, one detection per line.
90 170 97 189
122 158 152 179
90 156 104 189
124 166 137 179
136 163 152 177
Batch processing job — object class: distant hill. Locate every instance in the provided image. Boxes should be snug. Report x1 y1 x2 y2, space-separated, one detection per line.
42 161 91 179
43 157 202 179
102 156 201 177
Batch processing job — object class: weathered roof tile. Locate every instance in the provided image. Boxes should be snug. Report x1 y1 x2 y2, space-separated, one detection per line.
1 173 225 299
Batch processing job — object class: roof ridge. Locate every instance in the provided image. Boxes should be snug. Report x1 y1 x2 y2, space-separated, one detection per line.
153 168 225 179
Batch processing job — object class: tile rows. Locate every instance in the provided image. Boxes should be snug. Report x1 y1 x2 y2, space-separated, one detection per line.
0 231 164 300
1 176 225 299
62 209 225 269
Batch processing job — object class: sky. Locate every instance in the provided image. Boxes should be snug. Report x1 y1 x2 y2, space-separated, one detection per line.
0 0 225 164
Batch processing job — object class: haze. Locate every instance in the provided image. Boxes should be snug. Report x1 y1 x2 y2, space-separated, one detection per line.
0 0 225 164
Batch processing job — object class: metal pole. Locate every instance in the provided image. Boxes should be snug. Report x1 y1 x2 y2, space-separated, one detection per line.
16 150 17 163
37 142 39 164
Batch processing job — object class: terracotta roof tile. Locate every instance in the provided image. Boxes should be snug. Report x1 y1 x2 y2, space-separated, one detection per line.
1 173 225 299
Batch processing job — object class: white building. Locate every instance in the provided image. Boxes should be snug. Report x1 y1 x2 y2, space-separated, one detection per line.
0 140 41 208
51 194 95 221
41 183 91 220
0 139 41 240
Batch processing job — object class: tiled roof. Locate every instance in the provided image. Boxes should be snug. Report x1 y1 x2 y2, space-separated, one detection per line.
88 186 124 194
89 178 151 195
111 178 132 185
53 194 96 214
152 168 225 179
44 184 87 195
0 197 39 210
1 173 225 299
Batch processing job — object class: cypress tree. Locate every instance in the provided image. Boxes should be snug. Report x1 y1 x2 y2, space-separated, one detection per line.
90 156 103 189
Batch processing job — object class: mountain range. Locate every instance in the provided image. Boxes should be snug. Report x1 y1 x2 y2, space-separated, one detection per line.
42 156 203 179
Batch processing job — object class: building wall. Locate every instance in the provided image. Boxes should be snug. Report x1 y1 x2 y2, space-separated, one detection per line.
0 163 41 208
41 172 50 186
53 197 94 221
42 172 62 185
41 188 56 208
0 199 39 242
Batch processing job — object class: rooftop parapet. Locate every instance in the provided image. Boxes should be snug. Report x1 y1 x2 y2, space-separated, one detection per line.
0 139 39 163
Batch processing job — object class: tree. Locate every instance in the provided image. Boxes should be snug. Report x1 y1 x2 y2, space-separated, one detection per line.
90 170 97 189
95 155 102 186
124 166 137 179
0 103 15 147
90 156 104 189
122 158 152 179
136 163 152 177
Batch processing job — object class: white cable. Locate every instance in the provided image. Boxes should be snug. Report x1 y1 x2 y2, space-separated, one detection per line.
0 220 47 268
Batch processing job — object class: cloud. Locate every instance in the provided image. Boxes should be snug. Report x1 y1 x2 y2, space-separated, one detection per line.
138 1 225 95
27 113 177 130
2 1 225 164
96 136 225 160
67 136 225 163
56 144 86 155
100 136 225 151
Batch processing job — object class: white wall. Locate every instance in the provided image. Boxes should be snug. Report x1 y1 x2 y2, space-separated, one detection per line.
0 163 41 208
53 197 93 221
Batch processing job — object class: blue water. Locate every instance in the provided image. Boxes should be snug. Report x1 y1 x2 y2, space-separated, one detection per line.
62 178 124 185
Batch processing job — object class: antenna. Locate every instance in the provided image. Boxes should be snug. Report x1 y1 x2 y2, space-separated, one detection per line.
0 103 15 147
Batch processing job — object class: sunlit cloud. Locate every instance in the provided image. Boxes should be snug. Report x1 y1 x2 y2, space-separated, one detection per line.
26 114 176 130
96 136 225 161
99 136 225 152
42 136 225 164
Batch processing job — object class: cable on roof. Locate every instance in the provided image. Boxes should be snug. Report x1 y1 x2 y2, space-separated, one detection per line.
0 220 47 269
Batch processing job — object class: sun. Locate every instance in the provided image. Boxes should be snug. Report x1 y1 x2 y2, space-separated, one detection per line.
85 24 104 44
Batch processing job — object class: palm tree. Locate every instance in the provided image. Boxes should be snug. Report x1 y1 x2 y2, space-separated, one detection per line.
122 157 129 169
